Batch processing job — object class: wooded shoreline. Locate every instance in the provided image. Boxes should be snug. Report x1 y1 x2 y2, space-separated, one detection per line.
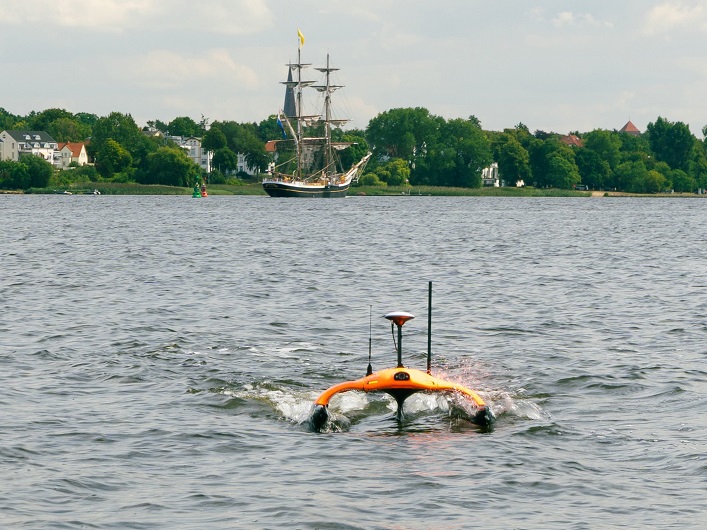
8 182 704 197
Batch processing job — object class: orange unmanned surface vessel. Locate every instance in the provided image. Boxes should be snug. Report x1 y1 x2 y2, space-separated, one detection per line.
309 283 495 431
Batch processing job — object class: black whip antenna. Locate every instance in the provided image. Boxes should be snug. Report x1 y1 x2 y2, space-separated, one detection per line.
366 305 373 375
427 281 432 374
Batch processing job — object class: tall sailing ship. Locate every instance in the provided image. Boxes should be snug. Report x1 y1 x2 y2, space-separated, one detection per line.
262 33 371 198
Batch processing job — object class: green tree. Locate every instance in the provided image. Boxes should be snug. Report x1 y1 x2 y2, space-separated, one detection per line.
27 108 74 132
258 115 283 142
617 132 651 164
643 170 668 193
21 155 54 188
496 135 531 185
212 148 239 174
240 133 268 173
97 139 132 178
139 146 201 186
689 143 707 189
444 117 491 187
337 133 370 171
89 112 148 164
74 112 99 127
167 116 203 138
413 116 490 187
47 117 91 143
575 148 611 189
210 120 268 173
529 137 577 188
615 160 650 192
584 129 622 170
646 117 694 172
546 153 581 189
504 123 534 148
668 169 696 192
72 164 100 182
0 160 29 189
202 127 227 152
366 107 440 165
0 107 18 130
375 158 410 186
358 173 386 186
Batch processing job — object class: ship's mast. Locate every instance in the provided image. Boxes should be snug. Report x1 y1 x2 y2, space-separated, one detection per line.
314 54 344 179
324 54 333 177
296 44 303 179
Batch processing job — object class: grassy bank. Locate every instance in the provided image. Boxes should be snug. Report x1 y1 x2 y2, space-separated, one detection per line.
22 181 592 197
352 185 590 197
16 181 702 197
24 181 268 195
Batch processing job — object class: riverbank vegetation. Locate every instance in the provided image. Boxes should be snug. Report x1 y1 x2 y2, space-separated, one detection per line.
2 106 707 195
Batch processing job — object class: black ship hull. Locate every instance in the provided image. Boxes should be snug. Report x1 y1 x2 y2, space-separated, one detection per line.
262 181 351 198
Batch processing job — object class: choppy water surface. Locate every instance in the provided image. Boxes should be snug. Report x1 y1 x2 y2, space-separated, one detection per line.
1 195 706 529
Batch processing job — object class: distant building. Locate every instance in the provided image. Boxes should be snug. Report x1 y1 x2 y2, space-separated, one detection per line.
142 126 164 139
236 152 259 176
481 162 500 187
560 134 584 147
265 140 278 155
57 142 89 169
0 130 59 163
166 135 212 173
620 120 641 136
265 140 278 174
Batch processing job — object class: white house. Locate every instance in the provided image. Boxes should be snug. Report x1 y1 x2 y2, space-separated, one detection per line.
166 135 212 173
236 152 260 176
57 142 89 169
0 130 59 163
481 162 500 187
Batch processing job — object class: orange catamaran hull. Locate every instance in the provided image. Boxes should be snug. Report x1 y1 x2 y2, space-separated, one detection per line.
308 285 495 432
309 366 493 431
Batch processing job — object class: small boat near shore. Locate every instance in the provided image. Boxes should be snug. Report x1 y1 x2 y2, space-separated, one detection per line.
262 31 371 198
308 283 495 432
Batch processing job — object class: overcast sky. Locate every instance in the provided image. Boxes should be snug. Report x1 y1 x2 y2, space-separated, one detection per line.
1 1 706 136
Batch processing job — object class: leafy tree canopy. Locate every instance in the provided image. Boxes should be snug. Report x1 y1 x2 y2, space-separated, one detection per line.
584 129 622 170
96 139 132 178
47 117 92 143
366 107 440 162
167 116 204 138
496 135 531 184
0 156 53 189
90 112 142 157
375 158 410 186
202 127 227 152
139 145 200 186
212 148 239 174
27 108 74 132
646 117 693 172
575 147 611 189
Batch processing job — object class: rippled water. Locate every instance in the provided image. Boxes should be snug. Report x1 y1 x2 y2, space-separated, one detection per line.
1 195 706 529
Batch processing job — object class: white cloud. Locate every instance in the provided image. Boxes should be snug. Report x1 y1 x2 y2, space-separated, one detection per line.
0 0 272 33
0 0 156 30
643 2 706 35
553 11 576 26
130 49 259 89
552 11 613 29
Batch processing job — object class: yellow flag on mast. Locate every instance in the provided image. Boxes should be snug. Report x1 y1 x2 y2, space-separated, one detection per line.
298 29 305 48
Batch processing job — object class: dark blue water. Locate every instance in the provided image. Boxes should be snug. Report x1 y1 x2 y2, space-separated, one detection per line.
1 195 706 529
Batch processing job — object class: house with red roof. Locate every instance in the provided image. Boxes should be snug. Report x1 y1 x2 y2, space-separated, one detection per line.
619 120 641 136
57 142 89 169
560 134 584 147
